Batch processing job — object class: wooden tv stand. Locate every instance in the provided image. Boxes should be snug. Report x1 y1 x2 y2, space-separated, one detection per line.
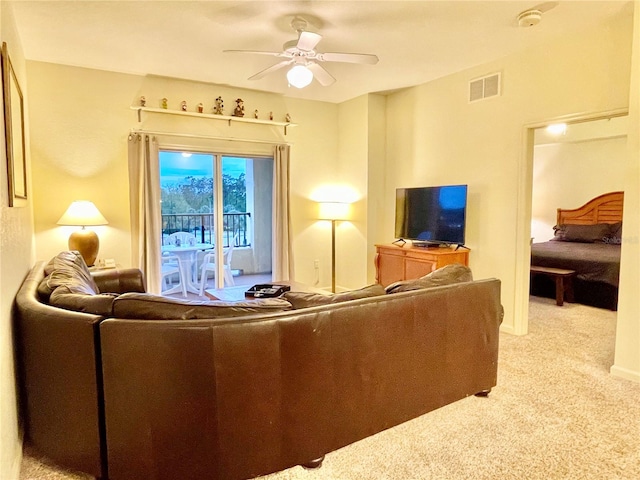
375 243 470 287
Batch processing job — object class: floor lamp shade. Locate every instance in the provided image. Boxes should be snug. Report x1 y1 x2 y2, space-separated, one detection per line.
318 202 351 221
57 201 108 267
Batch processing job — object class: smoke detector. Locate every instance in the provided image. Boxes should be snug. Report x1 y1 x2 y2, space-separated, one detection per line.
518 9 542 27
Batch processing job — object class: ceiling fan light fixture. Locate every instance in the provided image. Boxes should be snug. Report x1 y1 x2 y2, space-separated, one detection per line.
287 65 313 88
225 15 376 87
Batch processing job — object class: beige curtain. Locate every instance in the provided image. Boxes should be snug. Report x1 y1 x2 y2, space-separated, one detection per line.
128 134 162 293
272 144 294 280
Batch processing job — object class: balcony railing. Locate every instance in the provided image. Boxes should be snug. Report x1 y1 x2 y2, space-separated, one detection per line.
162 213 250 247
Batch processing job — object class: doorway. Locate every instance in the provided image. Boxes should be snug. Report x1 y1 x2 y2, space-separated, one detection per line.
530 116 627 308
531 116 628 242
514 109 628 335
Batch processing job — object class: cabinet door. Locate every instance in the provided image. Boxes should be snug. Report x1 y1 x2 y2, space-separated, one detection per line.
376 252 404 286
405 258 436 280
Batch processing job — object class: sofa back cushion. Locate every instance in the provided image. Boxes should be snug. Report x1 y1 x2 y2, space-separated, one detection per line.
113 293 293 320
385 263 473 294
49 292 118 315
283 284 385 309
37 251 117 316
38 250 100 299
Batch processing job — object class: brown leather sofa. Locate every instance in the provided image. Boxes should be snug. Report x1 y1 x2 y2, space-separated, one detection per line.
15 251 503 480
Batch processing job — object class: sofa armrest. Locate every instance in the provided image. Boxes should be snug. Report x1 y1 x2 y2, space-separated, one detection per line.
15 261 106 478
91 268 146 294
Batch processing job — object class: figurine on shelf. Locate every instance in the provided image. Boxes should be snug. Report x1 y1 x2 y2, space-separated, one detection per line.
233 98 245 117
269 111 274 121
254 109 259 119
161 98 168 109
181 101 187 111
140 96 146 107
197 103 204 113
213 96 224 115
285 113 292 123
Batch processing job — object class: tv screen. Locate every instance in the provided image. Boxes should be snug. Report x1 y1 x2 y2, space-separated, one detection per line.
395 184 467 246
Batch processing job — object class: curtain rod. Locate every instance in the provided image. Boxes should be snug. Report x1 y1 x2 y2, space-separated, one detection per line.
129 129 291 146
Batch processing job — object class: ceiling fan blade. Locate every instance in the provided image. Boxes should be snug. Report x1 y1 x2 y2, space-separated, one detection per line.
307 62 335 86
248 59 294 81
534 1 559 13
316 52 379 65
224 49 285 57
297 31 322 51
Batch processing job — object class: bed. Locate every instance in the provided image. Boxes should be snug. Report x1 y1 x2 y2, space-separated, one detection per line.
530 191 623 310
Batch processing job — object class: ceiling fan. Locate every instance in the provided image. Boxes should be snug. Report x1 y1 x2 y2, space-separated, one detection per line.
223 17 379 88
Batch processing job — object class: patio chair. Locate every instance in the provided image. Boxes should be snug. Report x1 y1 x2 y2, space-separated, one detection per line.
198 241 236 295
161 253 187 297
166 231 199 282
167 231 197 247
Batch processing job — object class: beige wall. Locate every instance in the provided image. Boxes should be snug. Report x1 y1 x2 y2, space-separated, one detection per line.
366 94 387 282
28 64 141 266
27 62 341 286
335 95 368 291
382 8 634 338
613 1 640 383
327 93 386 291
0 3 35 478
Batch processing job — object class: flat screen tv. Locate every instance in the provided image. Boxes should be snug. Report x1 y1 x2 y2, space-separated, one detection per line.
395 184 467 247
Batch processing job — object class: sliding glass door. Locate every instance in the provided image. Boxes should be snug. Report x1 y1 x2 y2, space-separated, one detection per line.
159 150 273 292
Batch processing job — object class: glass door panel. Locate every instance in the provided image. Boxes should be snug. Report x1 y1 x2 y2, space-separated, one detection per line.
159 151 215 244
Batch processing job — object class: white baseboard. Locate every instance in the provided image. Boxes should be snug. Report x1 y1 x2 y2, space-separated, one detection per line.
610 364 640 383
499 323 515 335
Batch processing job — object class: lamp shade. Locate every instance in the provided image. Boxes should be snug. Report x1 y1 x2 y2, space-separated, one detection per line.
57 201 108 226
318 202 351 221
57 201 108 267
287 65 313 88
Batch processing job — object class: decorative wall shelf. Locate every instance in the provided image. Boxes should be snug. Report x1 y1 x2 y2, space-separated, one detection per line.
131 106 296 135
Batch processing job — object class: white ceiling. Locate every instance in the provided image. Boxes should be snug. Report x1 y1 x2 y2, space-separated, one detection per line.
10 0 632 104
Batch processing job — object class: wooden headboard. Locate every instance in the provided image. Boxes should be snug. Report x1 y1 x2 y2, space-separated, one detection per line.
557 191 624 225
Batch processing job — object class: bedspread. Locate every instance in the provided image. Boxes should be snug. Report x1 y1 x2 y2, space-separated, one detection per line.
531 241 621 287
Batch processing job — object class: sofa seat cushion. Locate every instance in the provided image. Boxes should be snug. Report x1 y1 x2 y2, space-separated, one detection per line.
283 284 385 309
113 293 293 320
385 263 473 294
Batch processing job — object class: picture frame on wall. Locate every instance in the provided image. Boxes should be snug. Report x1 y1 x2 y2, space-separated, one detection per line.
2 42 27 207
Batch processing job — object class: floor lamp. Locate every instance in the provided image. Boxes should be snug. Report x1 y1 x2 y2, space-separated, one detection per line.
318 202 351 293
57 200 108 267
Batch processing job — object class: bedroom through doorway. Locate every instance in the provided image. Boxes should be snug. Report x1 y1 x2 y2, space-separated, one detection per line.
529 114 628 311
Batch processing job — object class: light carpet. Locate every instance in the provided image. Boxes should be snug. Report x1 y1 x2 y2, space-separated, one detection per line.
20 297 640 479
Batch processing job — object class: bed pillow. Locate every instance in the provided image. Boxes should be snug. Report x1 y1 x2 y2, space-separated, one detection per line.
283 284 385 309
607 222 623 244
553 223 612 243
385 263 473 294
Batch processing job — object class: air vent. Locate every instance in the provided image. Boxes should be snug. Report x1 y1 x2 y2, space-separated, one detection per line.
469 73 501 102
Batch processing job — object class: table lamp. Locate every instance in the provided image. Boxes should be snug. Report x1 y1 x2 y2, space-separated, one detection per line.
57 200 108 267
318 202 351 293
